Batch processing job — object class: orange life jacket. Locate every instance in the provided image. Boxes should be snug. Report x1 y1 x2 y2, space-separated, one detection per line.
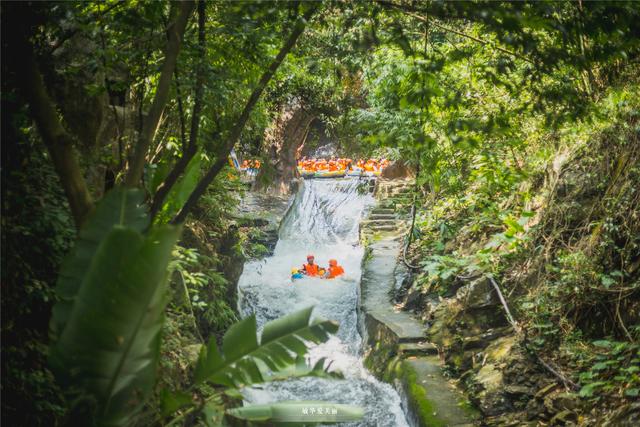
303 263 319 276
327 265 344 279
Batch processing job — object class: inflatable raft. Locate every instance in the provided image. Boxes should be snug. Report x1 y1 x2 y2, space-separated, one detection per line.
298 168 315 178
314 170 346 178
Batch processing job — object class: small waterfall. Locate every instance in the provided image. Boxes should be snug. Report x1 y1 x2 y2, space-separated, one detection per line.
238 178 410 426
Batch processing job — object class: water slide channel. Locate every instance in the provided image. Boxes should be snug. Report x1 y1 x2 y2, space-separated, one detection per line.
238 178 410 426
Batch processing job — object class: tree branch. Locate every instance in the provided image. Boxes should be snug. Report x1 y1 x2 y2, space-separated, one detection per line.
125 1 195 188
170 4 319 224
376 0 533 64
150 0 206 218
17 36 94 228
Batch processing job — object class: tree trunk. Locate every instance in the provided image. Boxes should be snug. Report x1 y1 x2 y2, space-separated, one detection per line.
125 1 194 188
150 0 206 218
253 103 316 195
18 39 94 229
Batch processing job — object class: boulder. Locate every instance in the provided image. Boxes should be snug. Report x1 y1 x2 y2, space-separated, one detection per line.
380 160 415 179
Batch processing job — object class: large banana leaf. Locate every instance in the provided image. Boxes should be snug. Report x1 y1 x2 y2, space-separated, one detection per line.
50 188 148 340
260 355 343 382
49 224 180 426
194 307 339 387
226 401 364 426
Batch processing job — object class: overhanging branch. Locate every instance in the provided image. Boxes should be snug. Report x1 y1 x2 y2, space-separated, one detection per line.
171 4 319 224
376 0 534 64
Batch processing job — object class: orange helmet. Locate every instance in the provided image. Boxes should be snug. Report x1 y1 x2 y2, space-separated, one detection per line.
307 254 315 260
329 259 337 266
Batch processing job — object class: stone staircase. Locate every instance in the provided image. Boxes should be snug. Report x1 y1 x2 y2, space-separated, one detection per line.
360 178 414 239
376 178 414 211
359 178 480 426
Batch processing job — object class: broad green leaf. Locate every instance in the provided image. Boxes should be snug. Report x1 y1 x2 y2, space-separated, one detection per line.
194 307 339 387
223 315 259 362
160 389 194 417
149 160 171 196
51 187 149 340
579 381 605 398
49 225 180 426
158 153 202 222
263 356 344 382
261 307 314 344
625 388 639 397
601 275 616 288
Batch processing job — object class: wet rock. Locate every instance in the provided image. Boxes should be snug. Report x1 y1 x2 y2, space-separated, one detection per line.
456 277 500 309
485 336 516 361
462 327 513 351
534 383 559 399
445 350 473 372
504 385 535 398
474 363 512 416
549 409 578 425
544 391 580 413
403 283 426 311
380 160 414 179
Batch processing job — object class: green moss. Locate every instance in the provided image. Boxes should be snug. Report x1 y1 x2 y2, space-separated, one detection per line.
364 341 396 378
398 362 447 427
383 358 480 426
457 398 480 418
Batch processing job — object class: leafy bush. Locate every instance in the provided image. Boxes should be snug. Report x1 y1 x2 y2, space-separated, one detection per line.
578 337 640 402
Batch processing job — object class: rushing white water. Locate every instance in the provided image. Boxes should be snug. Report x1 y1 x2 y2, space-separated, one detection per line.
238 178 410 426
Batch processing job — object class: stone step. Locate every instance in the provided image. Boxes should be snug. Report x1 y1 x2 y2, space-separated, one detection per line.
390 189 412 196
371 224 398 232
361 219 398 226
371 207 395 214
370 213 396 220
398 342 439 357
391 196 413 202
379 202 397 209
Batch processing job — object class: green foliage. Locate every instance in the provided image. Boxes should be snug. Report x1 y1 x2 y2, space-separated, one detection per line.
48 188 180 426
155 153 203 224
161 307 351 426
5 1 640 424
1 120 75 424
170 245 236 336
194 307 340 387
578 337 640 403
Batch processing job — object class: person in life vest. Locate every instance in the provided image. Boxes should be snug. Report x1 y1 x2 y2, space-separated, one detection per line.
302 254 320 276
324 259 345 279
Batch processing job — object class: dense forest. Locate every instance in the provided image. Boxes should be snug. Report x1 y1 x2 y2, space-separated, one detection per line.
2 1 639 426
